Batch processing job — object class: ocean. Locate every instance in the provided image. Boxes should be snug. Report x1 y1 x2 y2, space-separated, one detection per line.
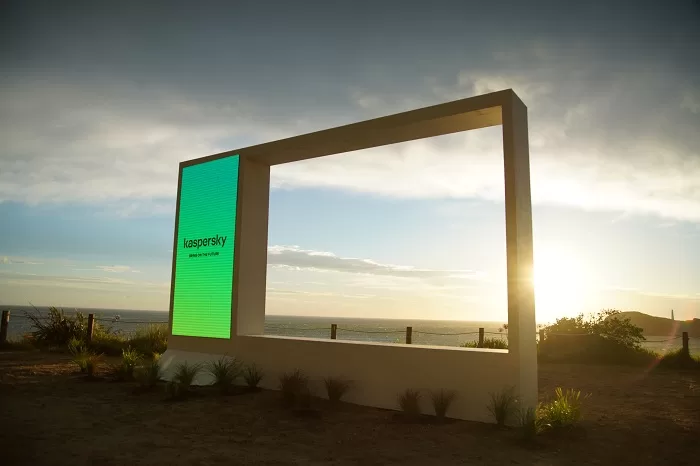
2 305 696 353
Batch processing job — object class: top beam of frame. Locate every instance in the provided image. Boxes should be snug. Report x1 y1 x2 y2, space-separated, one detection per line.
182 89 521 168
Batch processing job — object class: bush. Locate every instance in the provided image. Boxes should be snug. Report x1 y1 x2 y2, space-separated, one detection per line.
206 356 242 394
243 363 264 389
538 387 588 430
323 377 352 404
657 349 700 370
90 332 127 356
279 369 309 407
398 389 422 418
25 307 90 346
544 309 645 348
487 386 517 427
430 389 457 420
129 324 168 356
461 338 509 349
135 355 163 389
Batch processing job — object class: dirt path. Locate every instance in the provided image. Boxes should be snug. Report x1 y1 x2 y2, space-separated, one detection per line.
1 351 699 465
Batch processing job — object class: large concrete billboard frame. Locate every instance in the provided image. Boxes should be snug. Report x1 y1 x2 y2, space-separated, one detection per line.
162 89 537 422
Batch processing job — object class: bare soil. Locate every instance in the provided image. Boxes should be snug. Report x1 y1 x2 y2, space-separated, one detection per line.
1 351 699 465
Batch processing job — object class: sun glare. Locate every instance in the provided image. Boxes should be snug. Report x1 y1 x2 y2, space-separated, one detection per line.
534 244 589 324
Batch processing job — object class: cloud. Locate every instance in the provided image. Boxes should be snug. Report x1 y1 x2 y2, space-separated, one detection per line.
96 265 134 273
0 256 43 265
1 40 699 223
267 245 484 280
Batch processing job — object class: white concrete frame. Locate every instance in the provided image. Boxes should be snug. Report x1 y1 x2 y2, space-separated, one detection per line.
162 89 536 423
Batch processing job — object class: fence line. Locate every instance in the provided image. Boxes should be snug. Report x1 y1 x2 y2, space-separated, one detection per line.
0 310 695 358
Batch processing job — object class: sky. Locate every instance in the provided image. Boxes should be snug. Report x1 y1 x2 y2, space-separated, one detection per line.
1 0 699 324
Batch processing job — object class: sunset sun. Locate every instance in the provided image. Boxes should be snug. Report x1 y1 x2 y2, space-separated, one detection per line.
534 245 590 324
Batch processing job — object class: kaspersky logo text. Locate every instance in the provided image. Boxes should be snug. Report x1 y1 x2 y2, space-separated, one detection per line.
183 234 227 250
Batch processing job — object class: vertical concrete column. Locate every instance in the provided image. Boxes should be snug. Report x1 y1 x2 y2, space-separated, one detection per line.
232 155 271 336
502 92 537 412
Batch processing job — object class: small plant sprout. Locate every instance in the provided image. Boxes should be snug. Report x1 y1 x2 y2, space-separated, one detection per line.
279 369 310 408
430 389 457 420
398 389 422 419
323 377 352 404
243 363 264 390
206 356 242 394
487 386 517 427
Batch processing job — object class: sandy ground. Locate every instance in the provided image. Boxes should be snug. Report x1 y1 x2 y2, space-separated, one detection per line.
1 351 699 466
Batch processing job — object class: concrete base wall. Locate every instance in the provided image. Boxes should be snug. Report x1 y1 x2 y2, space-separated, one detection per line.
162 335 517 423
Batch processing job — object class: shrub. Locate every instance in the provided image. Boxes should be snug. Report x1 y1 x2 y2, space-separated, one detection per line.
487 386 517 427
243 363 264 389
544 309 645 348
206 356 242 394
135 355 163 389
279 369 309 407
538 387 588 430
129 324 168 356
90 332 127 356
323 377 352 404
461 338 509 349
430 389 457 419
657 349 700 370
25 307 90 345
398 389 422 418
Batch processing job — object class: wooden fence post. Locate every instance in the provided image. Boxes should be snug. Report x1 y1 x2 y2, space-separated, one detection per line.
0 310 9 344
478 327 484 347
87 313 95 344
682 332 689 358
406 326 412 344
331 324 337 340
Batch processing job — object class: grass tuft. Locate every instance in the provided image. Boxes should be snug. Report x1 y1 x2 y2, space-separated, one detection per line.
135 354 162 389
398 389 422 419
430 389 457 420
323 377 352 404
538 387 588 430
206 356 242 394
279 369 310 408
487 386 517 427
167 362 202 400
243 363 264 389
129 324 168 356
519 407 539 441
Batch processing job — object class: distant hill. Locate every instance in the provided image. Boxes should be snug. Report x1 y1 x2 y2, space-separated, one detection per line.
616 311 700 337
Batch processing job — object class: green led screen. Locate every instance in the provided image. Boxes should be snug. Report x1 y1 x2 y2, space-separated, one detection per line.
171 155 239 339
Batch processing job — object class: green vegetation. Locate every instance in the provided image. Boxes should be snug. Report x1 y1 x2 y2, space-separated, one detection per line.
85 353 103 379
111 347 143 381
18 308 168 358
461 337 509 349
487 387 517 427
279 369 310 407
518 407 539 441
206 356 242 394
243 363 264 389
397 389 422 419
430 389 457 420
538 387 588 430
